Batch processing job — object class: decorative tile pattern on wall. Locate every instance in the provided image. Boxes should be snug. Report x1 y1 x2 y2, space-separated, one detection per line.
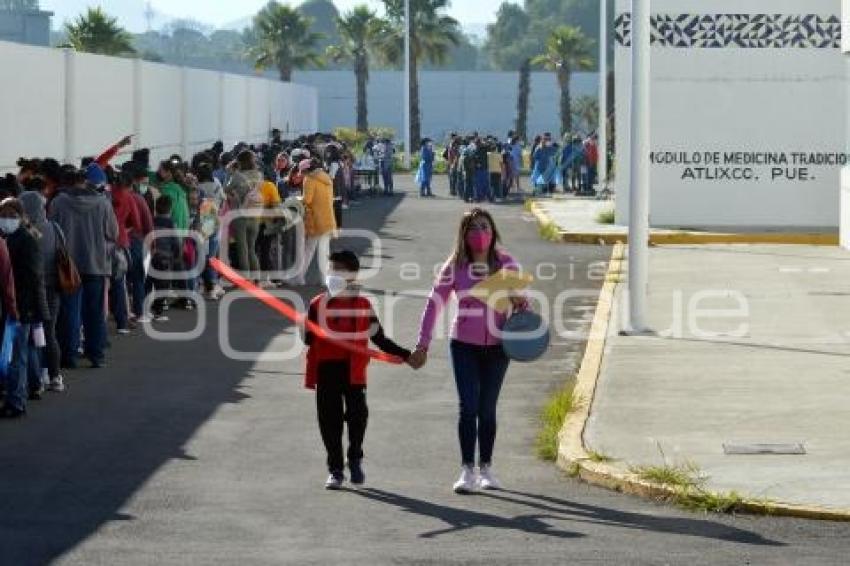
614 13 841 48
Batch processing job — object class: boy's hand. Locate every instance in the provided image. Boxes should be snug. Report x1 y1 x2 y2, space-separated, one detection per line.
407 348 427 370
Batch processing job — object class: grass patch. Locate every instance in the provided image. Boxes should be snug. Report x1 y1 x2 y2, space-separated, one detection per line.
566 462 581 478
630 455 748 514
596 208 616 224
538 222 561 242
586 448 615 463
631 461 705 490
536 381 577 461
523 199 535 212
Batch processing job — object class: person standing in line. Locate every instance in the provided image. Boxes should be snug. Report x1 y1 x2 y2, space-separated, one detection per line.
224 150 264 281
125 163 154 320
194 162 225 300
290 159 336 287
50 167 118 370
109 169 143 335
20 192 65 393
408 208 529 493
417 139 435 198
0 198 50 416
509 137 524 193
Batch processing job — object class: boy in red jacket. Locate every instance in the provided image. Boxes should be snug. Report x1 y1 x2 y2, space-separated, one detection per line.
303 250 413 489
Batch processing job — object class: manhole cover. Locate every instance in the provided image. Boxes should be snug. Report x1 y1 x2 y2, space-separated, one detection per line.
723 443 806 455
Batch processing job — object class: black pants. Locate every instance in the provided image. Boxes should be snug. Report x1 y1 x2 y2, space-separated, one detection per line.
316 362 368 473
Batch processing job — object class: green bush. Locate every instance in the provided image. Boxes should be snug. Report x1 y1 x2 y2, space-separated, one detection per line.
332 126 397 148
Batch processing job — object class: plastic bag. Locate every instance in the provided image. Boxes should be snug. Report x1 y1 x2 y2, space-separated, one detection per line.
0 318 18 380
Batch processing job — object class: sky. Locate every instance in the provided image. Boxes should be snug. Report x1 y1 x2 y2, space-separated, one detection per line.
41 0 510 34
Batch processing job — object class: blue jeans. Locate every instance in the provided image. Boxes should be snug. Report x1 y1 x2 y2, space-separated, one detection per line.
5 322 31 412
110 271 129 331
60 275 107 366
450 340 510 466
380 162 394 194
474 169 491 202
128 237 147 318
202 234 220 289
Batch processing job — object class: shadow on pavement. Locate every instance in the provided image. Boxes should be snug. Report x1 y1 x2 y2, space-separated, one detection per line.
0 195 406 566
485 489 785 547
356 488 584 540
354 488 783 547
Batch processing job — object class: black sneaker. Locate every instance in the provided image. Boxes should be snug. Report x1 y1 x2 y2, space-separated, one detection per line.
349 461 365 486
0 406 26 419
325 471 345 490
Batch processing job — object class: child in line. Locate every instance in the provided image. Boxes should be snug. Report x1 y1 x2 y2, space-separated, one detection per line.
149 195 181 321
303 250 415 489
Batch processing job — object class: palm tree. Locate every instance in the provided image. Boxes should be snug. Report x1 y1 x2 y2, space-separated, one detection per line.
374 0 461 149
532 25 594 136
248 1 324 82
63 7 136 56
327 6 380 133
485 2 538 141
571 95 599 135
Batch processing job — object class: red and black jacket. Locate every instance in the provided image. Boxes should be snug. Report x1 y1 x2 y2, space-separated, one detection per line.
304 293 410 389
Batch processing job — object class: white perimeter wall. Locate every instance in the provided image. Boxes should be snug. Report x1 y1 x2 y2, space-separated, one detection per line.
615 0 846 229
0 40 318 171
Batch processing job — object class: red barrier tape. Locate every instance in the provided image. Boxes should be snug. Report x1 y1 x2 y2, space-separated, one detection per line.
209 258 404 365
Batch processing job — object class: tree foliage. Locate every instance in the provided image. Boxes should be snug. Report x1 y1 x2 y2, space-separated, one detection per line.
63 7 136 56
248 1 324 82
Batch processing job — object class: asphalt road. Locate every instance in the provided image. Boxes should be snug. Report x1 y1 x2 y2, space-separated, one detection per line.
1 178 849 565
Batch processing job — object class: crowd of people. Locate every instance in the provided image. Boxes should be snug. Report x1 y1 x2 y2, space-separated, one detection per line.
0 129 368 419
528 131 601 196
431 130 601 203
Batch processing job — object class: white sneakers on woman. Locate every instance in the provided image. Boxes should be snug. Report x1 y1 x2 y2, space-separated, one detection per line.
452 465 502 493
478 465 502 490
453 466 478 494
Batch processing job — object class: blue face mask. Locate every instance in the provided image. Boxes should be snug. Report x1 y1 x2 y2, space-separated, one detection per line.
0 218 21 234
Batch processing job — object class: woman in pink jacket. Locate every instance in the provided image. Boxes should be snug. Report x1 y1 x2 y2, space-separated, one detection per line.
410 208 527 494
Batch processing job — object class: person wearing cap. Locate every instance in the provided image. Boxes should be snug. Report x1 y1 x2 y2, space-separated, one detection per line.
409 208 528 494
50 166 118 369
289 159 335 287
303 249 414 489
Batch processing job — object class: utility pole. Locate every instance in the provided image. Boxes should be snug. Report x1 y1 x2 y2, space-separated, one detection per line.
627 0 651 332
403 0 412 169
598 0 608 191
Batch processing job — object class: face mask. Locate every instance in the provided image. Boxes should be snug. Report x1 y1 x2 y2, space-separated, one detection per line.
325 274 349 298
0 218 21 234
137 182 149 195
466 229 492 253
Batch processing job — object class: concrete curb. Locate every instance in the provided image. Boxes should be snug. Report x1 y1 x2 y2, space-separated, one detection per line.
554 243 850 522
528 200 839 246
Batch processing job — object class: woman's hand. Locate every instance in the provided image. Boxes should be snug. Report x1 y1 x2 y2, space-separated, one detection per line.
510 295 530 312
407 348 428 370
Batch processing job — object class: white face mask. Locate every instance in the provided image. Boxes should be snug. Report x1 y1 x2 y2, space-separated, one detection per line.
325 274 349 297
138 182 150 195
0 218 21 234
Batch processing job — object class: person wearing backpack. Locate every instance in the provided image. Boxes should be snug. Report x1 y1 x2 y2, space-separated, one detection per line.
225 150 264 281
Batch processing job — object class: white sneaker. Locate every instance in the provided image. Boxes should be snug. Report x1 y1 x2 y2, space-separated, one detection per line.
48 375 65 392
213 285 226 299
452 466 478 494
478 465 502 490
137 315 152 324
325 472 345 490
259 279 276 289
117 328 131 335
